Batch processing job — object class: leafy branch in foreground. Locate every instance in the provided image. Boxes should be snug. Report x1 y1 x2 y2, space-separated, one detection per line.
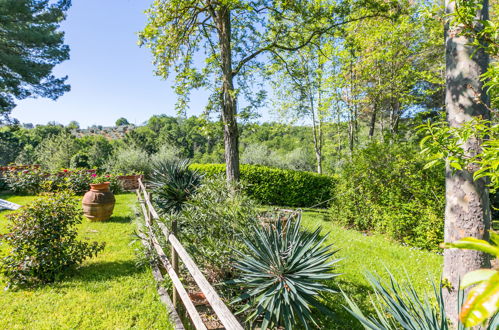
441 231 499 328
418 118 498 191
231 218 340 330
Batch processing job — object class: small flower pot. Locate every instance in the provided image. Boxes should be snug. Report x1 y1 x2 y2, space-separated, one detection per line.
82 182 116 221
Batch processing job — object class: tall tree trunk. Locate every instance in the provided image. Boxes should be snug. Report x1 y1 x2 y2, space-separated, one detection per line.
368 103 377 139
443 0 491 324
217 7 239 182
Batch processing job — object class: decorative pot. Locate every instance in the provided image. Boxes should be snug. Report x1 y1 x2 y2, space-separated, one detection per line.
82 182 115 221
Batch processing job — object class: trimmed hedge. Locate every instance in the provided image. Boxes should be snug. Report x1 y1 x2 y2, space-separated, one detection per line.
190 164 335 207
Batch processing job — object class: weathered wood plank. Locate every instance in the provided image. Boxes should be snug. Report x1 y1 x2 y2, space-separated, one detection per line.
149 231 207 330
138 178 160 220
156 223 243 330
136 228 185 330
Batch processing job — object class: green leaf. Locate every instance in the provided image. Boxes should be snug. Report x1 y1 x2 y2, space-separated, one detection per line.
460 272 499 327
441 237 499 257
461 269 497 289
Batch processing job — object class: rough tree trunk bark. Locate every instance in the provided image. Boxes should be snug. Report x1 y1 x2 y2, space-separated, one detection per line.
368 103 377 139
443 0 491 324
217 7 240 182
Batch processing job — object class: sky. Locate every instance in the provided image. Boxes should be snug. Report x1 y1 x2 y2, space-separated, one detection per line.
11 0 215 128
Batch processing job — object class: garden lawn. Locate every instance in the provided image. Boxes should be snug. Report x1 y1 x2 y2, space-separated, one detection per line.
301 209 443 329
0 194 172 329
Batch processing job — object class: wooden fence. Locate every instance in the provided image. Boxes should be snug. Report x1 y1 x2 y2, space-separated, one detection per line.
136 178 243 330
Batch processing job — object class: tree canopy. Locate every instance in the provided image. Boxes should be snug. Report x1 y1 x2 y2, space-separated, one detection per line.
0 0 71 120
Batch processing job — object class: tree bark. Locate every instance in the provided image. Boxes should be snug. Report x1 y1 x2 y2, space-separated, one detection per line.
443 0 491 324
368 103 377 139
217 6 240 182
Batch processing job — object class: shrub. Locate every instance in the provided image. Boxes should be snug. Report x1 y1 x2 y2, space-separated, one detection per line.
3 166 45 194
190 164 335 207
329 142 444 250
0 192 105 288
162 176 258 281
232 218 339 330
4 168 123 195
149 159 202 213
35 132 78 171
106 146 151 177
150 144 182 165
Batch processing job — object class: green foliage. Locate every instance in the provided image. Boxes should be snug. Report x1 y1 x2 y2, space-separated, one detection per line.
149 159 202 214
232 218 339 330
344 270 499 330
4 167 122 195
330 142 445 250
115 117 129 126
343 271 449 330
0 192 105 288
420 118 499 192
190 163 335 207
0 0 70 117
105 146 151 177
164 176 258 280
34 132 78 171
442 231 499 328
0 194 172 328
241 143 315 172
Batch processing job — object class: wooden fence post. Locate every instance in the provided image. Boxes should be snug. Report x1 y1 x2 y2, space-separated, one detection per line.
172 217 179 308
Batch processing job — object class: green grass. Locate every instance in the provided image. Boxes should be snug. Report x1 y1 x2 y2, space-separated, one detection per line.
301 209 443 329
0 194 172 329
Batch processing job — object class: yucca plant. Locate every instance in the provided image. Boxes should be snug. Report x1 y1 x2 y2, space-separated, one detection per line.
148 159 202 214
232 218 340 330
343 271 499 330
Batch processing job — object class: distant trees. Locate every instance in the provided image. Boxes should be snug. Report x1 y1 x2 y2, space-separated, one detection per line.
115 117 129 126
0 0 71 120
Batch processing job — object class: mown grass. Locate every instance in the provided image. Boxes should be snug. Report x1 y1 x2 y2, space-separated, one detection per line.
301 209 443 329
0 194 172 329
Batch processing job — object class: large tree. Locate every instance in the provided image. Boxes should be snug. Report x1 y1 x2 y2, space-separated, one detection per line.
443 0 492 323
0 0 71 119
139 0 396 181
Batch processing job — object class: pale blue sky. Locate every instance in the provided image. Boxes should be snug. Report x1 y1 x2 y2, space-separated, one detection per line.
12 0 214 128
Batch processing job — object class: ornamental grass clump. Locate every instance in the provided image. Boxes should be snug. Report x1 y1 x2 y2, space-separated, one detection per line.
232 218 340 330
0 192 104 288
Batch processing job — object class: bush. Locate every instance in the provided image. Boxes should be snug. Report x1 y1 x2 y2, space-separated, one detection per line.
35 132 78 171
150 145 181 165
161 176 258 281
3 166 45 194
106 146 151 177
232 218 339 329
329 142 444 250
190 164 335 207
0 192 105 288
4 167 123 195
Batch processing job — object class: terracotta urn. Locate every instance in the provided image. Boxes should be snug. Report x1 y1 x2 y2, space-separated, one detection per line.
82 182 116 221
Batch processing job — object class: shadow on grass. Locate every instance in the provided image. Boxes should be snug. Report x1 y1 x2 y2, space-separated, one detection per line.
67 259 144 283
107 216 132 223
311 278 374 330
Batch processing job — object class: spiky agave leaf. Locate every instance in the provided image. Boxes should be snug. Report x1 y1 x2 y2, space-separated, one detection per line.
232 218 340 330
343 271 499 330
148 159 202 214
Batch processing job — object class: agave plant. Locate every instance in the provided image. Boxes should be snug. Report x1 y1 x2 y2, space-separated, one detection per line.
148 158 202 214
343 271 499 330
232 218 340 330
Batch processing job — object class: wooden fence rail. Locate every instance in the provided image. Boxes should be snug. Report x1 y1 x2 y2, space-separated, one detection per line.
136 178 243 330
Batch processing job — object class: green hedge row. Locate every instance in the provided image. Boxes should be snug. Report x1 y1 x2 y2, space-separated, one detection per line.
190 164 335 207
